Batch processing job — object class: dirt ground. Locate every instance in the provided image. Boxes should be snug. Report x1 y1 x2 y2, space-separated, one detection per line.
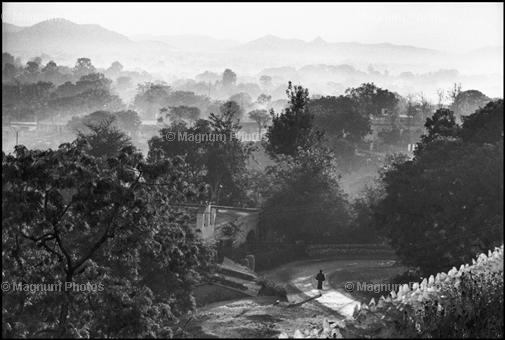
186 296 338 338
186 258 406 338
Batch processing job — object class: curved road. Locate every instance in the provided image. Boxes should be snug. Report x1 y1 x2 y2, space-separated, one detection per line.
189 257 404 337
261 258 403 318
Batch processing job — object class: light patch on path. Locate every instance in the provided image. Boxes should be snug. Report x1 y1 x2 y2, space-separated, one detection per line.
262 259 400 319
291 276 359 318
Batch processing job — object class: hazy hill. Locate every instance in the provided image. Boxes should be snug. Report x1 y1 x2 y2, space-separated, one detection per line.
3 22 25 33
2 18 176 68
3 18 130 50
131 34 240 51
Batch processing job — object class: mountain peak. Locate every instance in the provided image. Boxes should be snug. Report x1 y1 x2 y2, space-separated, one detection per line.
34 18 77 27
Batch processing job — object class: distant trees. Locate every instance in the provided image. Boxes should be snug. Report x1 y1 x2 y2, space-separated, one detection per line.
48 77 124 119
256 94 272 107
372 100 504 274
222 68 237 87
248 109 271 135
133 82 171 119
345 82 399 116
73 57 96 78
67 110 141 137
160 106 201 124
2 66 124 123
2 52 15 68
114 110 142 133
2 81 54 122
148 111 253 205
229 92 253 112
451 89 491 121
105 61 124 79
308 95 370 171
219 100 244 122
133 83 212 120
309 95 371 144
76 118 133 158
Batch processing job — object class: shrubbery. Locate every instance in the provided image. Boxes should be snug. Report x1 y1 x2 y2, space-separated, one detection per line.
257 278 288 301
280 246 504 338
373 101 503 274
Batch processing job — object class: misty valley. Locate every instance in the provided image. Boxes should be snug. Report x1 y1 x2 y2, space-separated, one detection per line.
2 3 503 339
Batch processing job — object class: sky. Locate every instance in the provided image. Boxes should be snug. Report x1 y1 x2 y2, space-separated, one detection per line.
2 2 503 52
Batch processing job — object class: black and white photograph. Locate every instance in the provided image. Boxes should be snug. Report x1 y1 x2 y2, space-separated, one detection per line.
1 2 503 338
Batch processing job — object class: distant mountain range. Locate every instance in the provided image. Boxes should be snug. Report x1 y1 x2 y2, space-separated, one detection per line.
3 19 130 49
130 34 240 51
2 18 503 77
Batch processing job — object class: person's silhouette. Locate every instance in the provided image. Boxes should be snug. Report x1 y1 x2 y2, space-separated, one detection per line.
316 269 325 290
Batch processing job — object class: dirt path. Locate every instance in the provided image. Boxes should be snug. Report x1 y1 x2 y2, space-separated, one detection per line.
262 258 404 318
187 258 404 338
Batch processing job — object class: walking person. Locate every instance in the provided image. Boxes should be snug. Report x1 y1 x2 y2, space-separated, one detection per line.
316 269 325 290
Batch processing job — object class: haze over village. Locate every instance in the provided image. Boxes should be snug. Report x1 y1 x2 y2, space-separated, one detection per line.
2 2 504 339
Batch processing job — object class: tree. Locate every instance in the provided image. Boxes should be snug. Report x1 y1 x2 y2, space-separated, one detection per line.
452 90 491 121
460 100 503 144
307 95 371 171
162 106 200 124
222 69 237 87
67 110 116 132
372 101 504 274
114 110 141 134
257 94 272 107
73 57 96 78
248 109 271 135
421 108 459 146
219 100 244 122
2 52 15 69
106 61 124 78
2 81 54 122
2 141 213 338
133 82 171 119
264 82 322 157
229 92 252 111
259 146 351 242
345 82 399 116
148 113 253 205
309 95 370 144
25 61 40 74
76 119 132 159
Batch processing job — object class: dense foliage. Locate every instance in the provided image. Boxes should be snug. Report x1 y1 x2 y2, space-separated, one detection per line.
372 100 503 274
148 104 254 206
259 146 352 242
2 139 213 338
264 82 322 157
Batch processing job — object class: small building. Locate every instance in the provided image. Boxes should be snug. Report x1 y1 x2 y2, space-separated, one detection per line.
187 203 260 247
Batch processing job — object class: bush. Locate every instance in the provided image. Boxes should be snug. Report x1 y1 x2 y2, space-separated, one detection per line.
257 278 288 301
